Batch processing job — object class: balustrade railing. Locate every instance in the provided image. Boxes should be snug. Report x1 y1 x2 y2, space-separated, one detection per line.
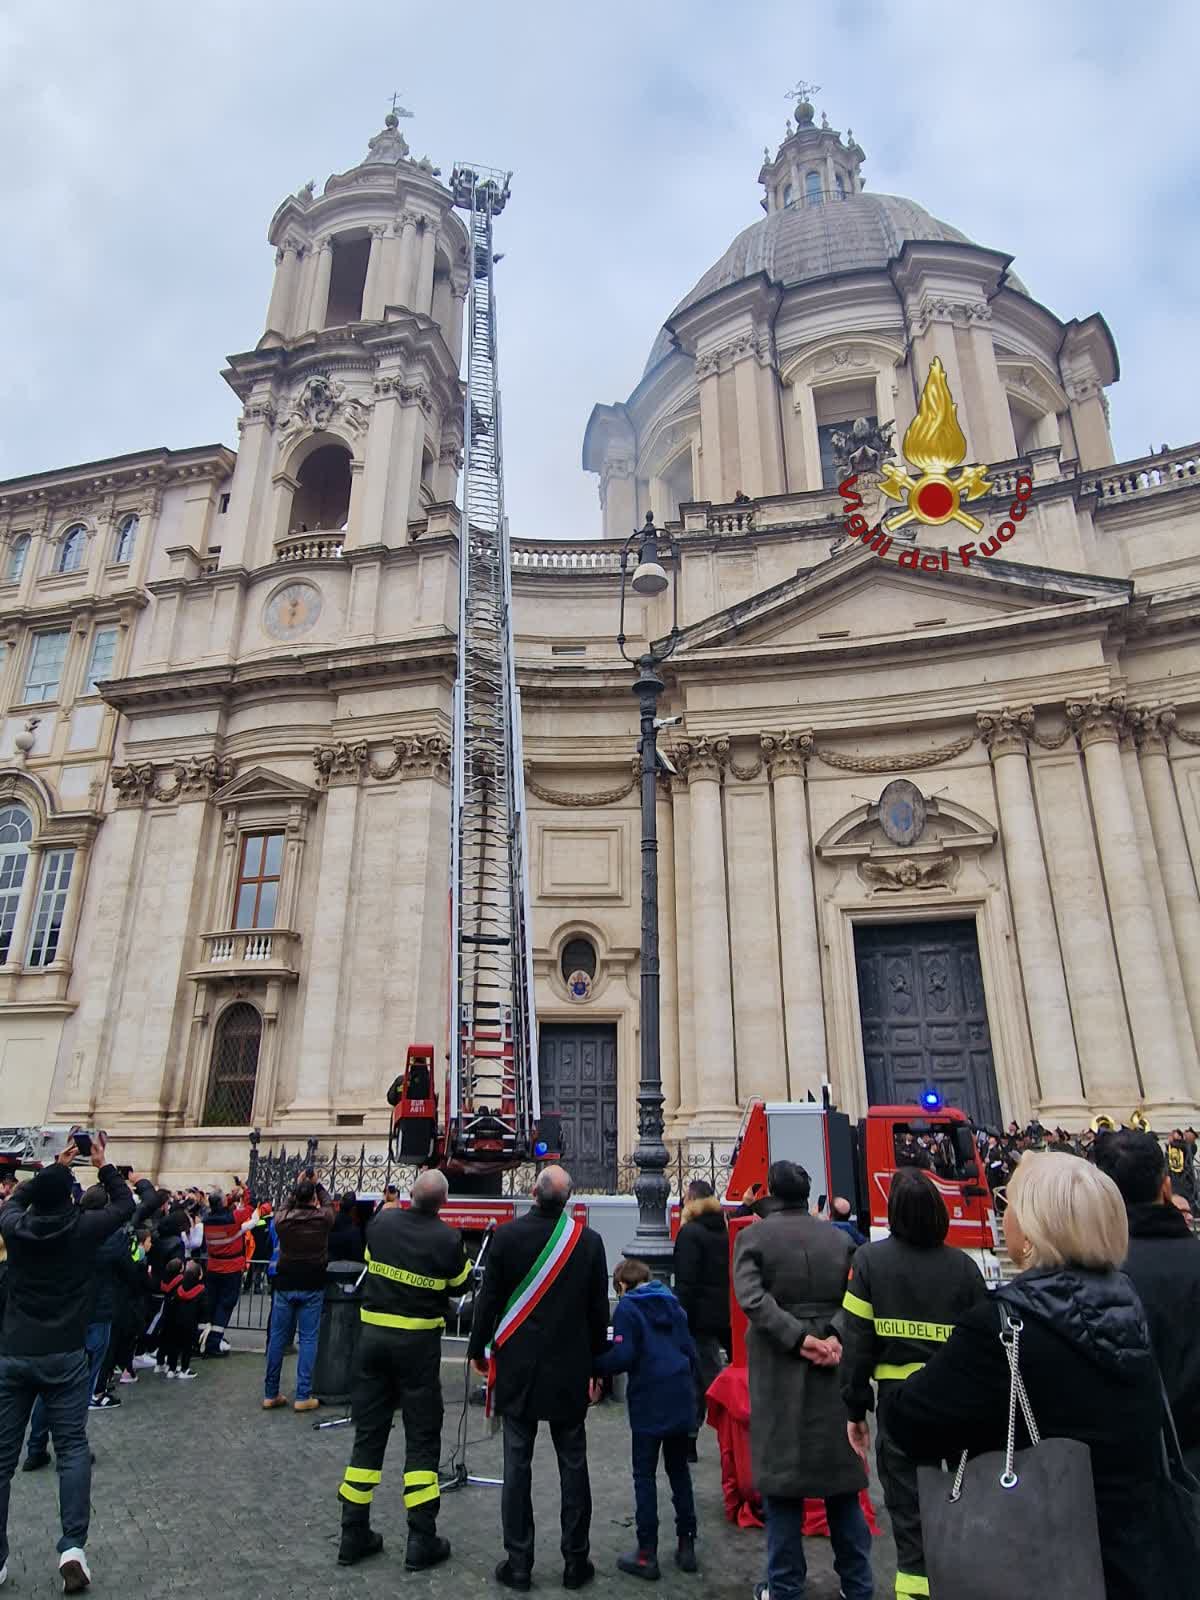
1083 443 1200 504
275 531 345 562
511 543 625 572
199 929 300 970
708 504 756 533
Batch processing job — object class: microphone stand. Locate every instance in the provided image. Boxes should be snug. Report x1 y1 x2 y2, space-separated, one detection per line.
440 1223 502 1493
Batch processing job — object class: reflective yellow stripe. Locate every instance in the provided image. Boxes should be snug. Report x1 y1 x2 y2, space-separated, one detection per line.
404 1483 441 1508
366 1259 449 1291
874 1362 926 1381
448 1259 473 1288
403 1470 439 1486
338 1483 374 1505
896 1574 930 1596
842 1291 874 1321
873 1318 954 1342
360 1310 445 1331
345 1467 382 1485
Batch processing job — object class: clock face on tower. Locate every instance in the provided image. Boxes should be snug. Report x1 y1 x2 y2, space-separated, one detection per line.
263 581 323 640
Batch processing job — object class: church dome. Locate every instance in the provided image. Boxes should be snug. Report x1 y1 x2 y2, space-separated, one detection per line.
644 189 1026 377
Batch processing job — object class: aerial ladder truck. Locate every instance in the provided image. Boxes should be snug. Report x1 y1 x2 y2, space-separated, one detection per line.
391 163 559 1192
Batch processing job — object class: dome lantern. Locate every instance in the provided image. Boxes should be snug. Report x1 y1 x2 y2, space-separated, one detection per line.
759 87 866 215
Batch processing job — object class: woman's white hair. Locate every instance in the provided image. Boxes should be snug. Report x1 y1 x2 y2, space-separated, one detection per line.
1008 1150 1128 1271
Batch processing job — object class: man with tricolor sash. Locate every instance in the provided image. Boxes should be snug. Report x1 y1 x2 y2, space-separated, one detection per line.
335 1169 472 1571
468 1166 609 1592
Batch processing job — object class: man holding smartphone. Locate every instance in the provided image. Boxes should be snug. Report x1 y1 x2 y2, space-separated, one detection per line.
0 1134 132 1592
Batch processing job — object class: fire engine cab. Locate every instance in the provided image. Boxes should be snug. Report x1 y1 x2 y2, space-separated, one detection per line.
724 1098 999 1363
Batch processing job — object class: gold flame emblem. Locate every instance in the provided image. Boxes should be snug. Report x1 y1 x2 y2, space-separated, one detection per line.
879 359 992 532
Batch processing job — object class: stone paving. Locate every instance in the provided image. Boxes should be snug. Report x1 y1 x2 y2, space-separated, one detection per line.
6 1352 899 1599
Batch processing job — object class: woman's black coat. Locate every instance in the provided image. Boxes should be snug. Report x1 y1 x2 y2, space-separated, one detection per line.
887 1267 1167 1599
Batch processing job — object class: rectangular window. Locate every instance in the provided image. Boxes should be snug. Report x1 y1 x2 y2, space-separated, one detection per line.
0 846 28 964
23 630 69 704
85 627 118 694
26 848 74 967
233 832 284 930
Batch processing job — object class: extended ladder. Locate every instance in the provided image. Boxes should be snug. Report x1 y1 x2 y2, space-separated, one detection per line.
446 163 539 1166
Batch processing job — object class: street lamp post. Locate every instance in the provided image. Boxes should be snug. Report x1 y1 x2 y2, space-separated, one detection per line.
618 513 681 1275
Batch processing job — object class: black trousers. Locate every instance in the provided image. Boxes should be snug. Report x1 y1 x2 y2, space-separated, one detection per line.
876 1418 932 1591
691 1330 729 1436
339 1327 443 1536
501 1412 590 1574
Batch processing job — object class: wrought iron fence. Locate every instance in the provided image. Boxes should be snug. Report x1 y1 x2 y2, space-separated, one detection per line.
227 1258 275 1332
246 1132 736 1207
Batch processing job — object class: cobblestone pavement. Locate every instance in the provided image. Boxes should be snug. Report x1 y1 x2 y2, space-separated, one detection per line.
7 1353 898 1599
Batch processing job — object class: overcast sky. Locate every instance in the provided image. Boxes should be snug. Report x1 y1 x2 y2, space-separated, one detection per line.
1 1 1196 541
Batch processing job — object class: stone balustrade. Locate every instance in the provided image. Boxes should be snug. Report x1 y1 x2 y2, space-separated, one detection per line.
275 531 345 562
707 503 756 533
196 927 301 977
511 543 625 571
1083 442 1200 504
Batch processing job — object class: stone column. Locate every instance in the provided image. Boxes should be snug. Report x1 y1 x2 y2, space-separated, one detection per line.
678 739 740 1133
292 774 360 1116
655 779 680 1122
599 456 636 540
414 217 438 316
361 224 388 321
696 353 725 502
304 239 333 334
1136 708 1200 1057
264 240 301 341
732 341 765 496
963 305 1018 464
396 211 420 308
670 782 696 1127
762 732 827 1099
448 284 468 364
1069 694 1191 1117
379 222 403 314
1120 722 1200 1088
1063 370 1114 469
977 708 1085 1119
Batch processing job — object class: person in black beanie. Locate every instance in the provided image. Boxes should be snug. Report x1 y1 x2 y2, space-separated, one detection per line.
0 1135 132 1592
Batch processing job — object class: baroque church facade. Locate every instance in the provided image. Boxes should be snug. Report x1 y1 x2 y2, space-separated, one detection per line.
1 102 1199 1184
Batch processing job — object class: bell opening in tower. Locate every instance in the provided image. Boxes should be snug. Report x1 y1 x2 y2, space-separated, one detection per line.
290 443 351 533
324 232 370 327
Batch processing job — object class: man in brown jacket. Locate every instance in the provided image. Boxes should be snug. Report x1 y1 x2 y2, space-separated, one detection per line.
734 1160 873 1600
261 1175 335 1413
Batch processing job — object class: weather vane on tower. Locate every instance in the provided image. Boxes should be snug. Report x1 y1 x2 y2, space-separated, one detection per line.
786 80 822 107
388 91 414 120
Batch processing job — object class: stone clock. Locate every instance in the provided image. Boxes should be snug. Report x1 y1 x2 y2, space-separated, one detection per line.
263 581 323 641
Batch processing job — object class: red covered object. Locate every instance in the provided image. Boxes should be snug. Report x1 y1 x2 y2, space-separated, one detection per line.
705 1365 880 1536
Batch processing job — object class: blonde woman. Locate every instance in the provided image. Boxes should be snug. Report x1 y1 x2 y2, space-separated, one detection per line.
887 1152 1166 1598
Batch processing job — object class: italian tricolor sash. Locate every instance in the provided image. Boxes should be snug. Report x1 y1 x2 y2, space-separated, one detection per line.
485 1211 584 1415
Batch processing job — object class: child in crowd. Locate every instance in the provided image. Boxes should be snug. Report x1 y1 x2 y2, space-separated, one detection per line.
156 1258 206 1379
596 1258 700 1580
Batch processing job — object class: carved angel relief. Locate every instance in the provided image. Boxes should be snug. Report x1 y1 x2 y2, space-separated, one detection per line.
858 855 958 894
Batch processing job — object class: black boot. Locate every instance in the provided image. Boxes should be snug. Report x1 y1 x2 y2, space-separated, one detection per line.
405 1532 451 1571
337 1523 384 1567
21 1452 50 1472
675 1536 698 1573
495 1559 532 1591
564 1557 596 1589
617 1549 661 1581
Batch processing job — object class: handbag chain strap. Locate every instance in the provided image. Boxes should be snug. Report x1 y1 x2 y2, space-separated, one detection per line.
949 1309 1041 1501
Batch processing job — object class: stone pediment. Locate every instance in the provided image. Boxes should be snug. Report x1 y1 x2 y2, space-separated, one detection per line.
211 765 316 810
676 543 1131 656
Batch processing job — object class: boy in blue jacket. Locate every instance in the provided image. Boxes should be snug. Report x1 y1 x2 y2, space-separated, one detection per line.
596 1258 700 1580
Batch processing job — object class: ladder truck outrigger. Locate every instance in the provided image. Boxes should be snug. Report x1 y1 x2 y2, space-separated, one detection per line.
391 163 560 1193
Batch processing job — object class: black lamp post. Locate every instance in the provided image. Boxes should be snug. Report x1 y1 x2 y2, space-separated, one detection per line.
617 512 681 1274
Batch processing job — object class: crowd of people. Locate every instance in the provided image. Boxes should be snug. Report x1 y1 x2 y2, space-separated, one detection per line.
0 1125 1197 1596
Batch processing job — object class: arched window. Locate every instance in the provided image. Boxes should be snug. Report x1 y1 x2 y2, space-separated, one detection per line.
560 936 597 985
5 535 29 584
835 173 846 199
805 171 822 206
203 1002 262 1126
57 525 87 574
782 183 793 208
113 513 138 564
290 443 352 533
0 805 32 964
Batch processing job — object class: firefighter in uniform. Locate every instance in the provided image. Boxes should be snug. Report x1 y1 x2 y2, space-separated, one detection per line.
839 1168 989 1599
336 1168 472 1570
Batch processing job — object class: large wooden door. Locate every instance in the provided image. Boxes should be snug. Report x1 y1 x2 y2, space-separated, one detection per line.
854 920 1003 1130
537 1023 618 1191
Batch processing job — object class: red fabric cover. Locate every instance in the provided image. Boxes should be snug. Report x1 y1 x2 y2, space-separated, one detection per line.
705 1364 880 1536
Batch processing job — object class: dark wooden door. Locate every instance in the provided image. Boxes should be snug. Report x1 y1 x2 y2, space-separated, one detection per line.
537 1023 618 1191
854 920 1003 1130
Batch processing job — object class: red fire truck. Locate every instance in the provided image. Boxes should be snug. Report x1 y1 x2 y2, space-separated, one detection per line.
724 1099 999 1364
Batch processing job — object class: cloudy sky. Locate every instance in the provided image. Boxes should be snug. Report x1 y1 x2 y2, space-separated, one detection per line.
1 0 1196 541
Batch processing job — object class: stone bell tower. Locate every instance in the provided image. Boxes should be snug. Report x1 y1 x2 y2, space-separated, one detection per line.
216 109 469 572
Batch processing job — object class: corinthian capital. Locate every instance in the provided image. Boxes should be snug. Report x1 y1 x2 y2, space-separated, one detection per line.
976 705 1034 758
761 728 813 779
1066 693 1125 749
674 734 730 784
1129 704 1175 757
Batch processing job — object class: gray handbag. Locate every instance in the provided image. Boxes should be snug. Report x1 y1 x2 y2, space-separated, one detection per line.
917 1310 1105 1599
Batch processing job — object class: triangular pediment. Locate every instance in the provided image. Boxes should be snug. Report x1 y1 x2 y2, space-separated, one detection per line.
212 765 316 809
677 542 1131 657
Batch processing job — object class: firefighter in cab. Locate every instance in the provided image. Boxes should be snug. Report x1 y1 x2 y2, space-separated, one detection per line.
336 1169 472 1571
839 1168 990 1599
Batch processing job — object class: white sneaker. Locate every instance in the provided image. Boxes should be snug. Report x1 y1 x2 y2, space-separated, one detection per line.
175 1369 197 1381
165 1369 177 1380
218 1338 232 1353
0 1560 7 1585
132 1354 156 1370
154 1363 167 1375
59 1547 91 1593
